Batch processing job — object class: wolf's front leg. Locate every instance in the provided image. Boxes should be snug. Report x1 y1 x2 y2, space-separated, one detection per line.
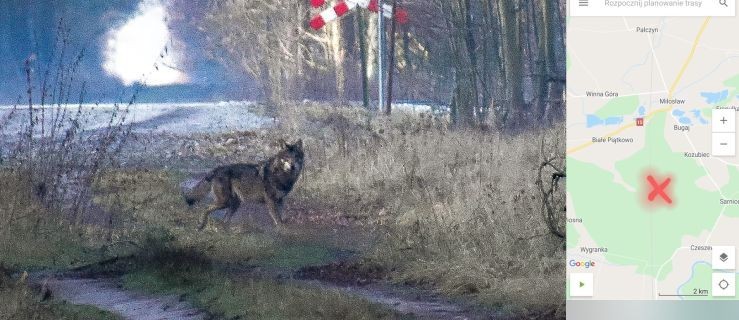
265 196 283 227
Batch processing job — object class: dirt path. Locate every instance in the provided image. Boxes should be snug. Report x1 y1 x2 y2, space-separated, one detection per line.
43 273 493 320
45 277 206 320
297 280 499 320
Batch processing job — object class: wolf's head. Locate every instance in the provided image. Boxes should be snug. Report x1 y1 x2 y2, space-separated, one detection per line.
274 139 304 175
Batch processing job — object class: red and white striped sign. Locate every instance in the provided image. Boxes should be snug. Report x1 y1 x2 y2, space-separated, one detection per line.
310 1 356 30
311 0 372 10
309 0 406 30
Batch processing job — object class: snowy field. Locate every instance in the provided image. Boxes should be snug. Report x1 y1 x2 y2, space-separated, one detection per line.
0 101 271 136
0 101 438 137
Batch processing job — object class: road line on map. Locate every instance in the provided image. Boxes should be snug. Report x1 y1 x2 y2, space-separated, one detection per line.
568 90 668 99
713 157 739 167
622 17 632 31
646 30 669 92
653 246 690 299
668 17 712 95
705 199 733 246
569 49 603 90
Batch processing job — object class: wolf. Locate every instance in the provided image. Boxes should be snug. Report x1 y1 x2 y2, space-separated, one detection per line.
184 140 304 230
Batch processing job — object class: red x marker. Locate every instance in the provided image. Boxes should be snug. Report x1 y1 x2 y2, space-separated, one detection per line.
647 175 672 204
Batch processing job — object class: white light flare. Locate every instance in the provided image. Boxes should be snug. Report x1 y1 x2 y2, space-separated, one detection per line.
103 0 188 86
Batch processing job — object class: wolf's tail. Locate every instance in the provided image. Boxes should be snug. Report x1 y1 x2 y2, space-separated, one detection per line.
182 172 214 206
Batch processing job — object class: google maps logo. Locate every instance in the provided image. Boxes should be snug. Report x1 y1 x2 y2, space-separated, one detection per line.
569 260 596 268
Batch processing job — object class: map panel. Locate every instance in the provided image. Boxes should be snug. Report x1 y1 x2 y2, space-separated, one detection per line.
568 11 739 300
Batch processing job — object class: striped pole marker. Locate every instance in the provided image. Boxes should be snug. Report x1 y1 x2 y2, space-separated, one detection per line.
310 1 358 30
309 0 407 30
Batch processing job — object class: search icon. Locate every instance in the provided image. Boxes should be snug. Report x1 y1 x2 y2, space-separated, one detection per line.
720 0 728 7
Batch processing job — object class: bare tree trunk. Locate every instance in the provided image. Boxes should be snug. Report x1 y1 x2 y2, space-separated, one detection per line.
480 1 493 124
453 0 478 128
357 11 371 109
546 0 566 122
498 0 524 128
481 0 505 127
329 20 346 102
367 14 378 79
293 1 307 98
463 0 480 125
384 0 398 115
438 0 478 128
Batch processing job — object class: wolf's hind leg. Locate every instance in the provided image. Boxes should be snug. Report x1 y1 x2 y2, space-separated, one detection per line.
198 181 230 231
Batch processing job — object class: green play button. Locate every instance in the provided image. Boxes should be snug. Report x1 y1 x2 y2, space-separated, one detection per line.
570 273 593 297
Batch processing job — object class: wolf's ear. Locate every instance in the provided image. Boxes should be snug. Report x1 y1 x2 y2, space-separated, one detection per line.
277 138 288 149
294 139 303 150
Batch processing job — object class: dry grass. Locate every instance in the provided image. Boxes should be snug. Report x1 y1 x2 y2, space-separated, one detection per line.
92 170 280 264
0 38 133 270
0 170 112 270
274 103 565 310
